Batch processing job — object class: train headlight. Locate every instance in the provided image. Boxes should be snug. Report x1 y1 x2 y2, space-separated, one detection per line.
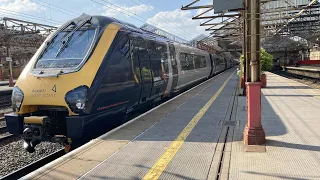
65 86 88 114
12 86 24 111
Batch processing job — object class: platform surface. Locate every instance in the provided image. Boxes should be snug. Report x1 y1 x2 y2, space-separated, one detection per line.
21 70 320 180
230 72 320 180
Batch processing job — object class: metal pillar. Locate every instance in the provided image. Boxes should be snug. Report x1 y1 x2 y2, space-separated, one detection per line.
6 42 14 87
0 59 4 81
242 3 247 96
245 0 251 83
243 0 265 145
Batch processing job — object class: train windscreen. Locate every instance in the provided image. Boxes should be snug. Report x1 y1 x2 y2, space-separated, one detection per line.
34 29 96 69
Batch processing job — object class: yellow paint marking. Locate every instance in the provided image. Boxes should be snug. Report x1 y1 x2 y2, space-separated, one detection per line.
143 72 235 180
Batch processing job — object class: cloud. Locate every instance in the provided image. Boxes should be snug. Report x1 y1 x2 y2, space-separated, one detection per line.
146 9 209 41
102 4 153 18
0 0 43 13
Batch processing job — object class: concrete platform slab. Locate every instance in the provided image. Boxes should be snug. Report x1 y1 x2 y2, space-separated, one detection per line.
229 72 320 180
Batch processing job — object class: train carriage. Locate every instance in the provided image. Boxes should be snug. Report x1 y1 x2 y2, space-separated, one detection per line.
5 14 236 153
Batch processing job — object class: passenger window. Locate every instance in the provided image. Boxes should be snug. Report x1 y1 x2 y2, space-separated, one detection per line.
136 37 147 56
149 41 162 78
194 55 201 69
159 44 169 74
200 56 206 68
105 35 132 83
179 53 188 71
186 54 194 70
169 44 178 75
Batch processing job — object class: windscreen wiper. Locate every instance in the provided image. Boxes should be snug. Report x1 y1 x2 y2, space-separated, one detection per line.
38 21 76 59
55 17 92 58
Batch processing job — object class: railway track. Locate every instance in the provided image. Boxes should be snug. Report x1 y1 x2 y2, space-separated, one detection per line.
0 133 20 146
0 95 11 109
0 126 6 134
273 70 320 89
0 149 65 180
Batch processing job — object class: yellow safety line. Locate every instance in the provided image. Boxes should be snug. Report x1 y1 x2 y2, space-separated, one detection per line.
142 71 235 180
314 96 320 100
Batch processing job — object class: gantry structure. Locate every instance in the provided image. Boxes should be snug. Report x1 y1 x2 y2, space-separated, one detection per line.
0 17 57 65
181 0 320 63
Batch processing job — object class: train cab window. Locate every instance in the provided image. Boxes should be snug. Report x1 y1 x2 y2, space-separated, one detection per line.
35 28 97 69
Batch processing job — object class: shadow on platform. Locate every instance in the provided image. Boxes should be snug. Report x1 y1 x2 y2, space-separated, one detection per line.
242 171 320 180
267 140 320 152
265 86 313 89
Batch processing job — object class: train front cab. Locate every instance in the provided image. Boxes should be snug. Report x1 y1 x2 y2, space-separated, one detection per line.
5 16 145 152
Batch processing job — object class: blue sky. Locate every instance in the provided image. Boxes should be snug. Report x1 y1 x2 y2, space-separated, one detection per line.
0 0 214 40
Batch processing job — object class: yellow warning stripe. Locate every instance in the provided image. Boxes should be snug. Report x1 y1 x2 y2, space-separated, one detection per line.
143 71 235 180
314 95 320 100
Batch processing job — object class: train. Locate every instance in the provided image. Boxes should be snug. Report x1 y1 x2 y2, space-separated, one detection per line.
5 14 238 153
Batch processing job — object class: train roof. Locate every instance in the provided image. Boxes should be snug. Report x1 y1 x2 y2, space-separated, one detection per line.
65 14 212 54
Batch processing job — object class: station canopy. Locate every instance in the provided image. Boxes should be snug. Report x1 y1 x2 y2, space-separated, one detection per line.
180 0 320 53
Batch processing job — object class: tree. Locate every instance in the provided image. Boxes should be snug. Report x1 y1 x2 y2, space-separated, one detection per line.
260 48 273 74
238 48 273 76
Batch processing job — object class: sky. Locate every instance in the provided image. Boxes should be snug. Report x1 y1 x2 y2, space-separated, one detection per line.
0 0 215 41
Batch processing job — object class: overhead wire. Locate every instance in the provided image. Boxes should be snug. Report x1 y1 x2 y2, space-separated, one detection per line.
0 8 62 24
30 0 80 16
95 0 190 40
131 0 195 40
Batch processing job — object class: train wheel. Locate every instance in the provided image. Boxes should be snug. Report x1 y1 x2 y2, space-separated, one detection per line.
120 113 129 125
148 102 155 109
67 138 83 152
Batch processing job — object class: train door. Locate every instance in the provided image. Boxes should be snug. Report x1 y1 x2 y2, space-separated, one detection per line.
169 43 179 91
133 36 153 103
209 54 215 76
148 40 167 100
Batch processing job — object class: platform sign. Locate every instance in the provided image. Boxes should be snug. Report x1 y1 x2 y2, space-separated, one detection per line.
213 0 243 14
5 57 12 62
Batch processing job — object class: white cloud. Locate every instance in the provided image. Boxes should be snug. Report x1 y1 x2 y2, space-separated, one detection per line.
0 0 43 13
146 9 209 41
102 4 153 18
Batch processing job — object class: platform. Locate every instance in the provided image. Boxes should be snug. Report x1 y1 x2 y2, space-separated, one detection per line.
21 70 320 180
285 66 320 79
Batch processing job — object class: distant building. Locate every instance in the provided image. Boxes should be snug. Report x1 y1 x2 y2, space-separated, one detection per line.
310 46 320 60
